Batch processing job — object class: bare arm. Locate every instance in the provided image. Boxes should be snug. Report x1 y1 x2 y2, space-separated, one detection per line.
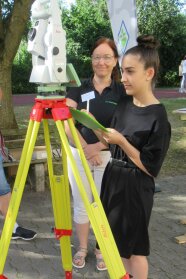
93 129 109 148
80 109 108 148
65 98 107 165
65 98 88 148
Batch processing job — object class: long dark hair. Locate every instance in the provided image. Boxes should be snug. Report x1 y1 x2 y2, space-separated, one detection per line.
91 37 121 81
124 35 160 87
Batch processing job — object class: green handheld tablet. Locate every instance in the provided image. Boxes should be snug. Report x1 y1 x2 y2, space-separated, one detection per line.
70 108 108 132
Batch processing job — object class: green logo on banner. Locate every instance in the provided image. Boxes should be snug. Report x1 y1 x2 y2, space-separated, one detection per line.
118 20 129 54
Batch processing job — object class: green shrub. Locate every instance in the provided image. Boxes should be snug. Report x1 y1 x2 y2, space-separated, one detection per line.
12 40 37 94
162 70 180 87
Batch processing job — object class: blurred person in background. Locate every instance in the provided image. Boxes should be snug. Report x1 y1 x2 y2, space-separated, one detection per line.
0 87 37 241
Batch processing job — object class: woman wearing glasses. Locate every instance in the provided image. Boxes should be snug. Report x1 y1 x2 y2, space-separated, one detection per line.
65 37 125 270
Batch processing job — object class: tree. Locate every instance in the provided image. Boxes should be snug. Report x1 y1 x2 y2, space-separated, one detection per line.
0 0 33 129
136 0 186 86
12 39 35 94
62 0 113 78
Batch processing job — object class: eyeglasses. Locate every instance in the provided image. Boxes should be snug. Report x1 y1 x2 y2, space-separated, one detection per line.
91 55 114 63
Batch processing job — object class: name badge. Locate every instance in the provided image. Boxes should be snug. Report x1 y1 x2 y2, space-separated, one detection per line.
81 91 95 102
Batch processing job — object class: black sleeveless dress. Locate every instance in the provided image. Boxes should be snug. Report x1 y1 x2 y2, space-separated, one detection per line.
99 96 171 258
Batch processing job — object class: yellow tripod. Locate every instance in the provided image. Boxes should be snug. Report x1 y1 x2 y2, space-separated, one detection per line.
0 98 129 279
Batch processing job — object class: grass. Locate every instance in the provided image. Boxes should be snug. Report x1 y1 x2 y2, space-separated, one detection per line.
159 98 186 177
14 98 186 178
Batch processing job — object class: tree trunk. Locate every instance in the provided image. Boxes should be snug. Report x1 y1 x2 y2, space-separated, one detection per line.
0 0 34 129
0 62 17 129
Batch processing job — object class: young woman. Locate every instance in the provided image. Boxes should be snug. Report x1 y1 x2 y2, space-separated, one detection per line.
94 35 171 278
65 37 125 270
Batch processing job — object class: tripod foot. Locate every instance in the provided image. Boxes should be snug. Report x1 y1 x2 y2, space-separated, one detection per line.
0 275 8 279
65 271 72 279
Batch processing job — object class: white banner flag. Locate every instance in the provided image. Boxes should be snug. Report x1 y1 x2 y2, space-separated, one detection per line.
106 0 138 58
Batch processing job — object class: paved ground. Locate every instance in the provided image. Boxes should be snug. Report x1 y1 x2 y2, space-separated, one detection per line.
0 175 186 279
12 89 186 106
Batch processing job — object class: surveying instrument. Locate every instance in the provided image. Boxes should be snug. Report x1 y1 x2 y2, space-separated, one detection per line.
0 1 129 278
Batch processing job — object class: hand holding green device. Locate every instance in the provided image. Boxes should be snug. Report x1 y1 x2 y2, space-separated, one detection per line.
69 107 108 132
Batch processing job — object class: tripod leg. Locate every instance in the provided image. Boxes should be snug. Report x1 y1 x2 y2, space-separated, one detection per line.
55 118 128 279
43 119 72 278
0 119 40 274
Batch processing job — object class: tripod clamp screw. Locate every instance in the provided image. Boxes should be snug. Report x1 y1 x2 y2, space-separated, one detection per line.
54 228 72 240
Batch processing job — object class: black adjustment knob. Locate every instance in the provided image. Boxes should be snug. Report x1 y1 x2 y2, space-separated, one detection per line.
53 47 59 55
